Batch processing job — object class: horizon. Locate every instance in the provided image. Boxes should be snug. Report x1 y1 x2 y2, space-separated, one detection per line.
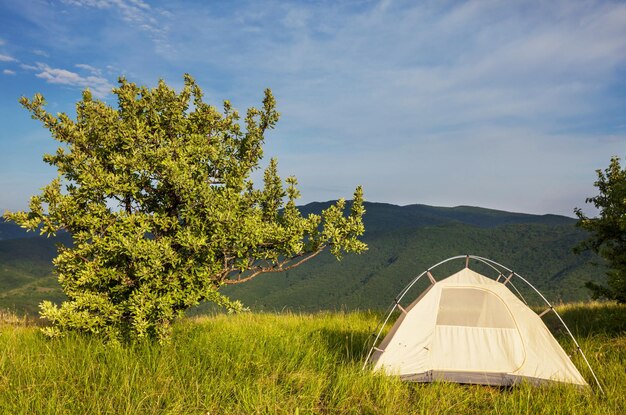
1 198 580 222
1 1 624 217
298 199 581 219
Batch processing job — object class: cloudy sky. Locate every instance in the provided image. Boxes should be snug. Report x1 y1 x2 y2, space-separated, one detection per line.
0 0 625 216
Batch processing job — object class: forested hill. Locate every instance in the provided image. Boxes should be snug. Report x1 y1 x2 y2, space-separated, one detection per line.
219 202 601 313
0 217 37 240
300 201 575 232
0 203 604 315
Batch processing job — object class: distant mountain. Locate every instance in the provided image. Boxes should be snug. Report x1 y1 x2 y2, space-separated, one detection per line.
300 202 575 233
219 224 601 312
216 203 601 313
0 229 71 314
0 218 38 241
0 202 605 315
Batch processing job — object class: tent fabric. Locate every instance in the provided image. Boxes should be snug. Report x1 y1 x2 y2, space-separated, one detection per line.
370 267 587 386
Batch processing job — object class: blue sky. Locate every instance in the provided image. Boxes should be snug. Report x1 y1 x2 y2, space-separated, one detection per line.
1 0 625 216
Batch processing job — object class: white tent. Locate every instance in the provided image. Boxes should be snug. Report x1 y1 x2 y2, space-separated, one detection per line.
365 256 601 390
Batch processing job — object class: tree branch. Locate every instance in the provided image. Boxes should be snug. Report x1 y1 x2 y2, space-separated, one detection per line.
222 246 326 285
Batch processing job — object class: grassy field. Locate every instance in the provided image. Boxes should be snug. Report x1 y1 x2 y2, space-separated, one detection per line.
0 302 624 414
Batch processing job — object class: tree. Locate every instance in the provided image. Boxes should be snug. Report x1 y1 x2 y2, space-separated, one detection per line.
4 75 367 342
574 156 626 303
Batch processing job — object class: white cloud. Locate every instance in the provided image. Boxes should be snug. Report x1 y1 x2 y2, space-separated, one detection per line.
32 63 113 98
0 38 5 46
3 0 625 215
0 53 17 62
154 0 626 215
60 0 167 38
61 0 116 8
282 7 309 30
2 69 16 75
20 63 39 71
75 63 101 75
242 1 626 148
33 49 50 58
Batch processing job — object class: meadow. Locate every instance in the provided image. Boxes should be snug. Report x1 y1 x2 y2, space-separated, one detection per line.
1 302 624 414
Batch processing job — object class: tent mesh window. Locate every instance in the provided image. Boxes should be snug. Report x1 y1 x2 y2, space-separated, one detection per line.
436 288 516 329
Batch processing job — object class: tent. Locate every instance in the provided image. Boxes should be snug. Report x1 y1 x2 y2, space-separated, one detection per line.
364 255 601 390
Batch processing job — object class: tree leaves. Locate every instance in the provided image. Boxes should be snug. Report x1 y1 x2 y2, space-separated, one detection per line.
4 75 366 342
575 156 626 303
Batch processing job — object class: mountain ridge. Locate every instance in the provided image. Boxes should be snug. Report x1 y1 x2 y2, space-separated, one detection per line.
299 201 575 233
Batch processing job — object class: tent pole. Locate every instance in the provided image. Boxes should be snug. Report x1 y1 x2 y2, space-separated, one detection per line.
549 308 605 395
471 255 604 394
362 271 428 370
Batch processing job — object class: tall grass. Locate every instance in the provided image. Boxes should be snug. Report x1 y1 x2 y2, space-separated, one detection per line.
0 303 624 414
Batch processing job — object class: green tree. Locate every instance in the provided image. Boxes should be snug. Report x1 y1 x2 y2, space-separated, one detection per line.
4 75 366 341
575 156 626 303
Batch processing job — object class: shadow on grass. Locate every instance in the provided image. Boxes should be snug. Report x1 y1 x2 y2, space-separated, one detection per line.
546 302 626 338
316 327 374 364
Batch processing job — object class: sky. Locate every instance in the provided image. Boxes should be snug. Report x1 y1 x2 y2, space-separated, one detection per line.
0 0 625 217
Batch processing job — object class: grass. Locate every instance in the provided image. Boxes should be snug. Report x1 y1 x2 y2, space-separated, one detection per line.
0 302 624 414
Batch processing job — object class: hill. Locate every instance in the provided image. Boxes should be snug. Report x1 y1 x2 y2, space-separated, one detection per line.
299 201 574 232
0 225 71 314
0 217 38 240
218 202 601 312
0 202 606 315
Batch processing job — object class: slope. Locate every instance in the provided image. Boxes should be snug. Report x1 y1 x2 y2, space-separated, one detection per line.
0 232 70 314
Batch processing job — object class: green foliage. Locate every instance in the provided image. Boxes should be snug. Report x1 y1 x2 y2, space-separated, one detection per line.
4 75 366 342
575 156 626 303
1 305 624 414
